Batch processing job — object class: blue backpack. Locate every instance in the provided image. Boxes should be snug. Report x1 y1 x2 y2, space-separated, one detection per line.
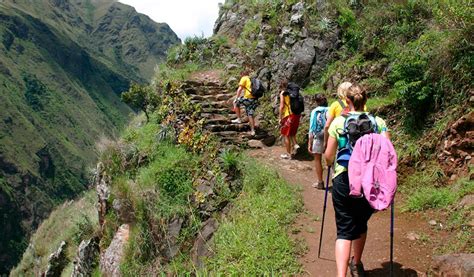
310 106 328 134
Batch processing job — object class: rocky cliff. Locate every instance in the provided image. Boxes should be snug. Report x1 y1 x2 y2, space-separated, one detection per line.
213 1 340 89
0 0 180 273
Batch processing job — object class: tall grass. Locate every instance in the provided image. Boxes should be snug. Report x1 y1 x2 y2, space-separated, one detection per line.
202 159 303 275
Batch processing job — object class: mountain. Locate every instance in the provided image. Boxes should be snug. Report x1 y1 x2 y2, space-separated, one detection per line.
0 0 180 273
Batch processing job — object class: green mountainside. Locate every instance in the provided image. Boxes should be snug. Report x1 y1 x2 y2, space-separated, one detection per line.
9 0 473 276
0 0 180 273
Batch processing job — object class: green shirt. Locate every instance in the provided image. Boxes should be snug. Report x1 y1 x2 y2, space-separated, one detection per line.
328 112 388 178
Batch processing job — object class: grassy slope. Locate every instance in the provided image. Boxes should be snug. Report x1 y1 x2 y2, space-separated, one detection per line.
10 190 98 277
0 0 178 273
202 160 302 275
0 4 131 272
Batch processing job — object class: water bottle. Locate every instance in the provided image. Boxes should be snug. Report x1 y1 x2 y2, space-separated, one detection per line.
338 135 348 149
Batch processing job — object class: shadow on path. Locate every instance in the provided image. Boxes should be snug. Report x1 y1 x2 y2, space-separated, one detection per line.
367 262 419 276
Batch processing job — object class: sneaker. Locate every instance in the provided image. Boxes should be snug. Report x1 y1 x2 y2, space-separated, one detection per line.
231 118 242 124
249 130 256 136
312 181 325 190
280 153 291 160
292 144 300 155
349 257 366 277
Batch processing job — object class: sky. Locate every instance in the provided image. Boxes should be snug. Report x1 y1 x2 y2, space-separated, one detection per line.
118 0 223 41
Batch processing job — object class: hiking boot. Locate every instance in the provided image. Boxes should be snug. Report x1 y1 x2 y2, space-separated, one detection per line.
349 257 366 277
312 181 325 190
231 118 242 124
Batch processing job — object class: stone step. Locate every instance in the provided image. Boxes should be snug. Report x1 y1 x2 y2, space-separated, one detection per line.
212 130 269 140
205 116 250 125
184 86 228 96
201 107 233 115
198 101 232 110
190 93 234 102
205 123 250 132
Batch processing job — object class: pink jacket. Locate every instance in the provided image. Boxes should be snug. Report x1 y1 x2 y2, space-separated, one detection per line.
348 133 398 210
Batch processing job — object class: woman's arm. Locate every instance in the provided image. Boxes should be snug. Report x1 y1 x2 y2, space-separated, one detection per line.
323 113 334 149
308 133 314 154
279 92 285 121
324 136 337 166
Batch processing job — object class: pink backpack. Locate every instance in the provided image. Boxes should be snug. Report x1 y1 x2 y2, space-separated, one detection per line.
348 133 398 210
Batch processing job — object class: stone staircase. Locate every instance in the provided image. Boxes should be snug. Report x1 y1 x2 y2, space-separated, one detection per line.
181 79 275 146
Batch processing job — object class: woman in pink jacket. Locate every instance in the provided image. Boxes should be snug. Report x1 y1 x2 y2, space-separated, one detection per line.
324 84 390 277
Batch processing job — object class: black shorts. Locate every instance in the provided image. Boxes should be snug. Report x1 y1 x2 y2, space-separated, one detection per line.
332 171 374 240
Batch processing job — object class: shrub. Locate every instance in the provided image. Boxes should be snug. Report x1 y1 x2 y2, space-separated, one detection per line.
337 6 361 52
219 149 240 172
121 83 159 122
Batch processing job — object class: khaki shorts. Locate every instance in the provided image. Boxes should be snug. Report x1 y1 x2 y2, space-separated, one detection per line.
311 131 324 154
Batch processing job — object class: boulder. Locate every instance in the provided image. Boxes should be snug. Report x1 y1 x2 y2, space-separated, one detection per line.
247 139 266 149
44 241 68 277
95 162 111 233
214 6 247 40
290 2 305 25
431 254 474 276
72 237 100 277
100 224 130 277
191 218 218 268
458 195 474 209
289 38 316 86
164 218 184 259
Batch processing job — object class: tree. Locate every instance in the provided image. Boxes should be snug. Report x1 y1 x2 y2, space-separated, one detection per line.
121 83 159 122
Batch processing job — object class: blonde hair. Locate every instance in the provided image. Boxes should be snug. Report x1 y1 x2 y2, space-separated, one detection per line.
337 81 352 99
346 84 367 111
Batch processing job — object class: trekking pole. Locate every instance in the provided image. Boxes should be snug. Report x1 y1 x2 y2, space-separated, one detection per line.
318 166 331 258
390 199 394 277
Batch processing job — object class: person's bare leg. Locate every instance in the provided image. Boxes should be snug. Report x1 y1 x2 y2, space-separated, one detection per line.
248 116 255 133
352 232 367 264
290 135 297 154
314 153 323 182
285 136 291 155
335 239 352 277
234 104 241 119
290 135 297 146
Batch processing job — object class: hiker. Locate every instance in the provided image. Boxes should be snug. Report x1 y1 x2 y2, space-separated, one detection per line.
232 70 257 136
308 94 328 189
279 80 303 159
323 81 353 150
324 84 389 277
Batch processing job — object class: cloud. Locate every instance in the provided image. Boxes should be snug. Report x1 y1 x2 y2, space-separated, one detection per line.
118 0 222 40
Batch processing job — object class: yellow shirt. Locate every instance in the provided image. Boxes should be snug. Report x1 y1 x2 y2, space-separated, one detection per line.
282 94 291 118
328 112 388 178
328 100 367 118
239 76 254 99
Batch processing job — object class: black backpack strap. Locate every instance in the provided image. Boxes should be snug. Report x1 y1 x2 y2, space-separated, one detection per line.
367 113 379 133
337 99 346 109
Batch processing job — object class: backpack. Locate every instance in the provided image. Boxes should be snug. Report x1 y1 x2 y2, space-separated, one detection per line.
310 106 328 134
348 133 398 210
287 82 304 115
336 113 378 167
250 78 265 99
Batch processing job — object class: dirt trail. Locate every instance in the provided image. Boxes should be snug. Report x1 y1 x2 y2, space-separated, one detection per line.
249 147 432 277
190 70 433 276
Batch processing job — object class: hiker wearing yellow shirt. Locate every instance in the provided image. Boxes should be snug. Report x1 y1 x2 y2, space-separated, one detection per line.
324 82 367 149
232 71 257 136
